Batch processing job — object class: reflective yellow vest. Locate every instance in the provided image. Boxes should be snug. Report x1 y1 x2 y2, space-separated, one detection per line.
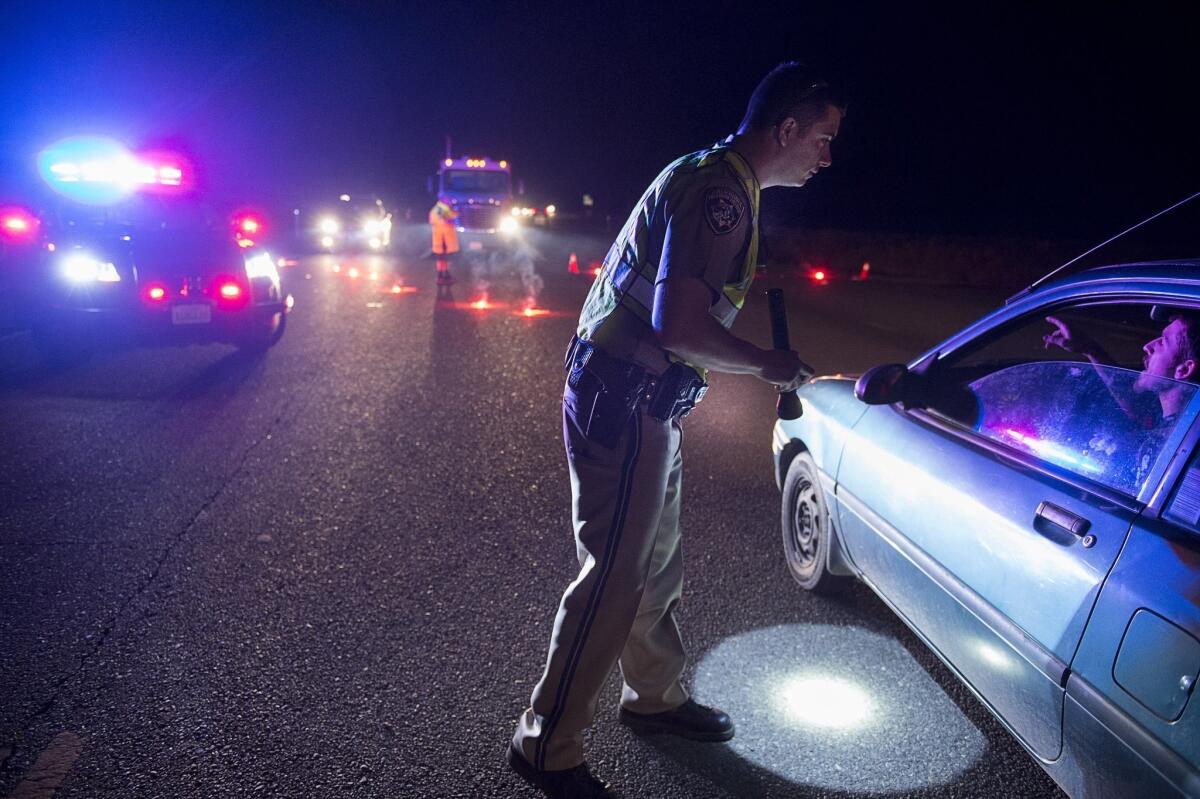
577 143 760 378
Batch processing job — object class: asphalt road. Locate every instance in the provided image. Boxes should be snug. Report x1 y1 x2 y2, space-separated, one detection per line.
0 229 1064 798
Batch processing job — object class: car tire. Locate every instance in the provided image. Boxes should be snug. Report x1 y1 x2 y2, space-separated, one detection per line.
781 451 845 594
238 309 286 352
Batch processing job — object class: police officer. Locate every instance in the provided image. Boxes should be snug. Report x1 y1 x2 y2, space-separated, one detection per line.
509 62 846 798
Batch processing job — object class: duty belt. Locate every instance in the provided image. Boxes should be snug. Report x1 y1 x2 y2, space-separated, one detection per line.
565 336 707 421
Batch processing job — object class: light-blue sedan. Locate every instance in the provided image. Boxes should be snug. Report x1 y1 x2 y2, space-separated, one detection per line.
772 262 1200 798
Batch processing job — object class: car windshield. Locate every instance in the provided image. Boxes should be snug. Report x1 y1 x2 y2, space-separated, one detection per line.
442 170 510 194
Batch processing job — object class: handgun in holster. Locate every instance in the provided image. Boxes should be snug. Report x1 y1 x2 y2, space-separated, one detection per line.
645 363 708 422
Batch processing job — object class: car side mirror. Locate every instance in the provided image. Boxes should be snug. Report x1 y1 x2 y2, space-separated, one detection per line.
855 363 912 405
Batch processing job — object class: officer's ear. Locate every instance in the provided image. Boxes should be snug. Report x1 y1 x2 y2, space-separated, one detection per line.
775 117 798 148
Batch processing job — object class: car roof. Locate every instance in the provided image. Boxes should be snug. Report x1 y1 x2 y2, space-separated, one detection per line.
1029 259 1200 297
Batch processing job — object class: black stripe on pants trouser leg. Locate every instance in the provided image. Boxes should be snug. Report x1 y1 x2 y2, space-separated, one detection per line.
535 409 641 771
514 394 686 771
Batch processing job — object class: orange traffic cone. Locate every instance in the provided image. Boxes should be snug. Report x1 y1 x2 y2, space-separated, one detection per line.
568 252 580 274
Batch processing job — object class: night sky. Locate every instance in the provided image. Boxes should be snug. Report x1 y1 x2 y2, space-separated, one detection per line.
2 1 1196 240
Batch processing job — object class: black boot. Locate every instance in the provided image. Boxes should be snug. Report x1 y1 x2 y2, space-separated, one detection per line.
507 744 615 798
619 698 734 742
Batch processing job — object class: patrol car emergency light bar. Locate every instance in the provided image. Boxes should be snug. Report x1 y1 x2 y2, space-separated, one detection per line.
46 159 182 186
37 136 187 204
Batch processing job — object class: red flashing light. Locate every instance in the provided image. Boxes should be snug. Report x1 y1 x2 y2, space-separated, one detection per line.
232 212 265 244
813 270 826 282
0 207 40 243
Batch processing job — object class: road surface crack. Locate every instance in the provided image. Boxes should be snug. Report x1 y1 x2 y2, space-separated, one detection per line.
4 397 298 765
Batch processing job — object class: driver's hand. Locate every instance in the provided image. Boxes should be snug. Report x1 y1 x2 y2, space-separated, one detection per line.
760 349 814 392
1043 316 1093 354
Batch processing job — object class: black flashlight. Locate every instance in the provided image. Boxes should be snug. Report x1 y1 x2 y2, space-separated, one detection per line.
766 288 803 420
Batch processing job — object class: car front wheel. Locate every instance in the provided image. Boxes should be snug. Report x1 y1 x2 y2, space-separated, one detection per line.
781 451 845 594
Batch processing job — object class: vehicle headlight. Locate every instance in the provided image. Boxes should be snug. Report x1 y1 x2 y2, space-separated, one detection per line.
499 217 519 235
320 235 335 248
244 251 279 280
362 218 382 236
62 253 120 283
319 217 339 235
368 237 382 249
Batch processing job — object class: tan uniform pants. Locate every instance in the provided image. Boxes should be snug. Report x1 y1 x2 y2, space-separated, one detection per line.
513 382 690 771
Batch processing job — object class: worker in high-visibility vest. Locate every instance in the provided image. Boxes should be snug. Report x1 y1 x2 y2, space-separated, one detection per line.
509 63 845 799
429 197 459 285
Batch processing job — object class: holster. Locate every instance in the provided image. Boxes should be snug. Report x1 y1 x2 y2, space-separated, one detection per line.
564 337 707 448
644 362 708 422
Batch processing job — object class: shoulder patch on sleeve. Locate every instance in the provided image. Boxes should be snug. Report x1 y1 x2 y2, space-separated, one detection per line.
704 185 746 235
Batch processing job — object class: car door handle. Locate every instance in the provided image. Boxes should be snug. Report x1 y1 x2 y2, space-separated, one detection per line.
1035 501 1095 547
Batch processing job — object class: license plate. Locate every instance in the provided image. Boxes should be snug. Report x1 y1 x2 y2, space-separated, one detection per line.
171 304 212 325
468 241 483 251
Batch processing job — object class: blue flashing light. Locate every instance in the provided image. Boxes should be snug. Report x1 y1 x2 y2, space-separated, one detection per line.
38 136 134 205
37 136 187 205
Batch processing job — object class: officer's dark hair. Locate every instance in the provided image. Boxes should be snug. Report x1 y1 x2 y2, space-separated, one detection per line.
737 62 847 134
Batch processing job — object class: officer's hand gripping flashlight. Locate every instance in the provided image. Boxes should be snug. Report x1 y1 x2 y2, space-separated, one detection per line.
766 288 803 420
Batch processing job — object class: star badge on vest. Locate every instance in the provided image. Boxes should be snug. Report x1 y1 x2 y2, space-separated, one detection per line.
704 186 745 235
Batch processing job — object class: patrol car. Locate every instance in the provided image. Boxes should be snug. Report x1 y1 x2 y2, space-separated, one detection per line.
2 138 289 363
773 261 1200 797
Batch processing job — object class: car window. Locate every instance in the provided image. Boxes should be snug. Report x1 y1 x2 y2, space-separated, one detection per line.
966 362 1195 496
922 302 1200 497
949 304 1156 375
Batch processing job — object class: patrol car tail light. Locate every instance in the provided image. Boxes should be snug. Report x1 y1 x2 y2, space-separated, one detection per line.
143 283 168 303
212 276 248 308
0 207 40 243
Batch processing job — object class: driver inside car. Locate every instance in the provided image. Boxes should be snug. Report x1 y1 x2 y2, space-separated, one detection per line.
1043 311 1200 485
